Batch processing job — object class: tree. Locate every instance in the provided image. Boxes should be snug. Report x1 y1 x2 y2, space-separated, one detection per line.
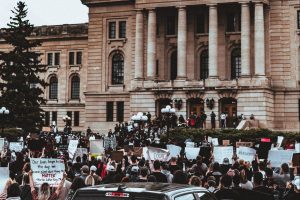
0 1 47 133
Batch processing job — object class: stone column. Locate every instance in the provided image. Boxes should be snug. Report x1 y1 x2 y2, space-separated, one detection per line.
241 3 251 76
135 9 144 79
147 9 156 79
177 6 187 79
254 2 265 76
208 4 218 78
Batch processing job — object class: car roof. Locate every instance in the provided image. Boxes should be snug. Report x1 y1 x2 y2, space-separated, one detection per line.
77 182 208 196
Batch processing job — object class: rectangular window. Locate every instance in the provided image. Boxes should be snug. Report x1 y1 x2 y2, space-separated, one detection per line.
69 52 75 65
54 52 60 65
166 16 176 35
106 102 114 122
298 10 300 29
76 51 82 65
196 15 205 34
51 111 57 124
156 60 159 77
227 13 241 32
119 21 126 38
74 111 80 126
109 22 116 39
116 101 124 122
67 111 72 126
45 111 50 126
47 53 53 65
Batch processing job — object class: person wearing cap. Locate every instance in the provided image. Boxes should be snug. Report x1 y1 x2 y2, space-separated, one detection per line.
90 165 102 185
206 176 218 193
79 165 89 182
102 165 115 184
129 166 140 182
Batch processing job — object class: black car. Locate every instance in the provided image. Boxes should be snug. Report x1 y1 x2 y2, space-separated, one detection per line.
71 182 216 200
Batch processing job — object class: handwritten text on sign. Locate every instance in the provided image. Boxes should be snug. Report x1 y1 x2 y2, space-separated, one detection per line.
30 158 65 186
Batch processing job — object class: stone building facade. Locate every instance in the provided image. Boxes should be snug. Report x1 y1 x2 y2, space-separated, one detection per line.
1 0 300 131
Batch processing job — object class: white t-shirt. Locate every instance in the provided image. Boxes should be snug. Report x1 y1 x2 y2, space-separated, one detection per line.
220 114 226 120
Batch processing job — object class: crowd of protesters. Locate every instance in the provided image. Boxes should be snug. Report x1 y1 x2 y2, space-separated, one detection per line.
0 113 299 200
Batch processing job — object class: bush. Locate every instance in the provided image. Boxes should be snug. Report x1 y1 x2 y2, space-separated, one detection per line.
162 128 300 146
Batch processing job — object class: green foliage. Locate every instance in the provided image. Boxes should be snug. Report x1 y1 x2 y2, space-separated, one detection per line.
163 128 300 145
0 1 47 133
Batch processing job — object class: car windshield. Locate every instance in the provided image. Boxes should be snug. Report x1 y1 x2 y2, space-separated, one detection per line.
72 192 166 200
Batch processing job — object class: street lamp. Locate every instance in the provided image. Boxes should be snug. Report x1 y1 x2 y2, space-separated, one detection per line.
161 105 176 141
0 107 10 135
62 115 71 134
131 112 148 134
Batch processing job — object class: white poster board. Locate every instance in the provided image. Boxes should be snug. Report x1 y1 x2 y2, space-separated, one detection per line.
74 148 88 159
185 142 195 148
90 139 104 155
295 143 300 153
0 138 4 151
68 140 79 159
146 147 169 161
211 138 219 146
30 158 65 186
214 146 233 164
167 145 181 160
268 150 294 168
185 147 200 160
9 142 23 152
277 136 284 147
237 147 256 162
0 167 9 192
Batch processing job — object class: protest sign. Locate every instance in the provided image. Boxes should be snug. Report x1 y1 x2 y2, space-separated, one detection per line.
292 153 300 167
0 138 4 151
295 143 300 153
9 142 23 152
123 145 133 152
207 137 212 143
185 142 195 148
268 150 294 168
0 167 9 192
90 139 104 155
146 147 169 161
258 141 272 159
236 142 253 148
237 147 256 162
211 138 219 146
214 146 233 164
30 158 65 186
185 147 200 160
132 147 143 157
42 127 51 132
142 147 149 160
68 140 79 159
104 137 117 150
111 151 124 162
167 144 182 159
277 136 284 147
74 148 88 158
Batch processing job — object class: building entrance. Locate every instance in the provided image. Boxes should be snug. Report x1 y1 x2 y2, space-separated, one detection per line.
188 98 204 116
219 98 237 128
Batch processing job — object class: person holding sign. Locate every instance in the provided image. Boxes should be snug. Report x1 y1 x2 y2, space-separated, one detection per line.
29 171 66 200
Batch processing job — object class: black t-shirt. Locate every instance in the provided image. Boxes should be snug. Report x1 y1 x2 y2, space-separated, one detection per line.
150 172 168 183
169 164 180 174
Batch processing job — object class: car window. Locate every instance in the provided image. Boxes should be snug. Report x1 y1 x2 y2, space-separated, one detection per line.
174 193 196 200
196 192 215 200
72 192 166 200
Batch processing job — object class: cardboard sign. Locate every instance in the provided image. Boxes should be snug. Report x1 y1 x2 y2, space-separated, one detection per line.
111 151 123 162
0 138 4 151
222 140 230 146
68 140 79 159
237 147 256 162
30 158 65 186
211 138 219 146
90 139 104 155
185 147 200 160
268 150 294 168
42 127 51 132
214 146 233 164
74 148 88 158
9 142 23 152
167 145 182 159
0 167 9 192
236 142 253 148
146 147 169 161
132 147 143 157
292 153 300 167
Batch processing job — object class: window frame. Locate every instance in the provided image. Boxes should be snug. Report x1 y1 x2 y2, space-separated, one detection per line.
297 10 300 29
118 21 126 38
231 48 241 80
71 75 80 100
69 51 83 66
196 14 207 34
51 111 57 124
107 19 127 40
108 21 116 39
74 111 80 126
47 52 61 66
226 12 241 32
166 15 176 36
111 53 124 85
200 49 209 80
49 76 58 100
116 101 124 122
106 102 114 122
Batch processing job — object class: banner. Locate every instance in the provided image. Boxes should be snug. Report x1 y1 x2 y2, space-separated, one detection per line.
0 167 9 192
30 158 65 186
268 150 294 168
68 140 79 159
167 144 181 159
9 142 23 152
90 139 104 155
185 147 200 160
237 147 256 162
214 146 233 164
74 148 88 158
146 147 169 161
0 138 4 151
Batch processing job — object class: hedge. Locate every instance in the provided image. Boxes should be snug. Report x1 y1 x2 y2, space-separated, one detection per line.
161 128 300 146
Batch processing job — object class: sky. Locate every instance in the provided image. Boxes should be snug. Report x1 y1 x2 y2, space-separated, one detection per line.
0 0 89 28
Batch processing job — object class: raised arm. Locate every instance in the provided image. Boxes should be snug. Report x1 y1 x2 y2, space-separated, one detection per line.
54 172 67 196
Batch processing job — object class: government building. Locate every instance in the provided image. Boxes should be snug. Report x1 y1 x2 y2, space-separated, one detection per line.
1 0 300 132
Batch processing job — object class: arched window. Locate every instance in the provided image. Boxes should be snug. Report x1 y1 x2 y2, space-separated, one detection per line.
170 51 177 80
112 53 124 85
71 76 80 99
231 48 241 79
200 50 208 80
49 76 58 99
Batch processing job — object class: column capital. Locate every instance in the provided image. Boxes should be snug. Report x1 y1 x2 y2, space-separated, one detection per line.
207 4 218 8
147 8 156 12
134 8 143 13
176 5 186 10
239 2 250 6
253 1 264 5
